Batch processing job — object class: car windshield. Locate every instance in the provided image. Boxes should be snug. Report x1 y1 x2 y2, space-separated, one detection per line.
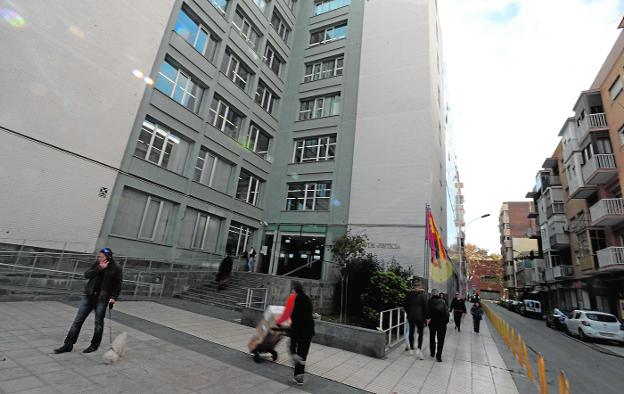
585 313 617 322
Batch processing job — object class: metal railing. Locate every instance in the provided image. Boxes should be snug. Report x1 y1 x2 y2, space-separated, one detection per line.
553 265 574 278
240 287 269 309
378 307 406 350
589 198 624 224
581 153 616 182
596 246 624 269
578 113 608 140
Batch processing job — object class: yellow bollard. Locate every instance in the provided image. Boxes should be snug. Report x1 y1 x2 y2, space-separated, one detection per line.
523 341 534 383
537 353 548 394
517 333 523 364
558 371 570 394
511 328 516 357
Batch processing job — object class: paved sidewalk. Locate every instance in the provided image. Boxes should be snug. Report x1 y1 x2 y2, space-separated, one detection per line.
115 301 519 394
0 301 520 394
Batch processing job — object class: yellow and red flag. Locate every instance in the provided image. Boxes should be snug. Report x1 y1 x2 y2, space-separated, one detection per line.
426 207 453 282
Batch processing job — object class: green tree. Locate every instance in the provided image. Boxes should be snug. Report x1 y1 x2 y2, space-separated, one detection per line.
361 270 408 328
331 232 370 322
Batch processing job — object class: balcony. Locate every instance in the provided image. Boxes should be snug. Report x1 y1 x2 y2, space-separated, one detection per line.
542 175 561 189
546 202 565 218
596 247 624 269
553 265 575 278
527 227 540 239
581 154 617 185
589 198 624 226
549 233 570 250
579 255 597 271
577 112 608 142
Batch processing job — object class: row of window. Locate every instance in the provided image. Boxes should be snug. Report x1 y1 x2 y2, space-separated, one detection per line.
111 187 254 255
135 118 337 199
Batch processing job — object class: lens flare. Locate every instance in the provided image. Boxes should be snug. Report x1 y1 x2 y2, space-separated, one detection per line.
144 76 154 85
332 198 342 207
132 69 144 79
0 9 25 28
68 25 85 39
291 173 300 180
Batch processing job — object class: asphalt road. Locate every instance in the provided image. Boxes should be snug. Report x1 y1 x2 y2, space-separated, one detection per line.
490 303 624 394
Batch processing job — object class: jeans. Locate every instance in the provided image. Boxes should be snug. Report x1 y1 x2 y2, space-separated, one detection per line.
290 334 312 377
247 257 254 272
64 296 108 348
407 320 425 350
453 311 463 331
429 323 447 358
473 318 481 333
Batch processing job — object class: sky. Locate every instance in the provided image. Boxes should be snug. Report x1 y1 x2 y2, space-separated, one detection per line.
438 0 624 253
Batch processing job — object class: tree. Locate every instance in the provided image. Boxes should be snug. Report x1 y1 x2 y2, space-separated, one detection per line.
465 243 503 290
361 270 408 328
331 232 370 322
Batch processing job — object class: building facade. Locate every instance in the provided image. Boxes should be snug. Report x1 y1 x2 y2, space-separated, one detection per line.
498 202 539 299
524 28 624 319
1 0 453 283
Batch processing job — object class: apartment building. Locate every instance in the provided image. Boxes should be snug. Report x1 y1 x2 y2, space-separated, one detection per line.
498 202 539 299
0 0 452 283
525 28 624 319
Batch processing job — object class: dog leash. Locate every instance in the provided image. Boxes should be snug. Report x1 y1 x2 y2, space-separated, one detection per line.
108 303 114 345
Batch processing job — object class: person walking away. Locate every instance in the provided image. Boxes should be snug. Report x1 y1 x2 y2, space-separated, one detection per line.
403 284 427 359
449 292 467 331
471 302 484 334
426 289 449 362
276 282 315 385
54 248 122 354
247 247 256 272
215 251 233 291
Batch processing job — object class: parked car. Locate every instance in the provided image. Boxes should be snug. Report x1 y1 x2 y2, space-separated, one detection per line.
521 299 542 319
565 310 624 344
511 300 523 313
545 308 571 330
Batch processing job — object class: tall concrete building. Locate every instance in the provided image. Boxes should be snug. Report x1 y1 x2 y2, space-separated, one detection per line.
1 0 452 282
498 202 538 298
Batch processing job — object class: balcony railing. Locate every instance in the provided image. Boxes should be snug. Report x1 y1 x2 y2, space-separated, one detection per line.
581 154 617 185
546 202 565 218
549 233 570 250
578 113 608 140
596 247 624 269
542 175 561 189
553 265 575 278
589 198 624 226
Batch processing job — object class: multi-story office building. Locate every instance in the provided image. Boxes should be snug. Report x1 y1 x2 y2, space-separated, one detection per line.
498 202 539 298
525 28 624 319
1 0 452 282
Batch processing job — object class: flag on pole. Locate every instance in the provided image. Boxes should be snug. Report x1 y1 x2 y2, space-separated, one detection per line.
426 207 453 282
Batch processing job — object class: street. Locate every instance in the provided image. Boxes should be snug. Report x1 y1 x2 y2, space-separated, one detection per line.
490 303 624 394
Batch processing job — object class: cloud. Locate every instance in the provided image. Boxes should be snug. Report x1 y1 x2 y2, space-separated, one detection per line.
439 0 623 252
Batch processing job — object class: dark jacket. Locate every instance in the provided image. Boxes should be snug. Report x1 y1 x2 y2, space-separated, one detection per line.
471 305 484 320
291 291 315 338
449 298 467 313
426 296 450 326
403 288 428 322
218 256 233 276
83 260 123 302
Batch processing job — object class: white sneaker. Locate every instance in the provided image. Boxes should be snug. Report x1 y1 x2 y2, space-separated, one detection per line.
416 349 424 360
409 349 414 355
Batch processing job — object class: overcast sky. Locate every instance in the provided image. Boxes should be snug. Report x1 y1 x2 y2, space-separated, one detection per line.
438 0 624 253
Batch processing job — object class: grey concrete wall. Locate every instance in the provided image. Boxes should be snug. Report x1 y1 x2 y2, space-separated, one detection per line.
348 0 447 277
0 0 176 252
241 307 386 358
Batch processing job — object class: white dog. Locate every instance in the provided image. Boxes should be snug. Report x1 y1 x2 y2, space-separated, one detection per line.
102 332 127 364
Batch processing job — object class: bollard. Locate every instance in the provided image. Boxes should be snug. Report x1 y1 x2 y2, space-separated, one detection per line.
516 333 523 365
537 353 548 394
523 340 534 384
558 371 570 394
511 328 517 357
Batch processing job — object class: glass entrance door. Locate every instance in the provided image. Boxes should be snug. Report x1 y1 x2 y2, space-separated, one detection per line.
276 235 325 279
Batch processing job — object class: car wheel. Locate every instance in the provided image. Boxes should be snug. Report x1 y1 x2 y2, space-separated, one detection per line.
579 329 587 342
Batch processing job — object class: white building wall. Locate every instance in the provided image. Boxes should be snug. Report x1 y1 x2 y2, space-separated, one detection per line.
0 0 176 251
349 0 445 277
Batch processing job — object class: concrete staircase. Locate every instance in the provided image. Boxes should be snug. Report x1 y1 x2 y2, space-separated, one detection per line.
174 272 272 311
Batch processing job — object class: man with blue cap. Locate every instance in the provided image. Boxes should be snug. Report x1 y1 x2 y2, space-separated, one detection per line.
54 247 123 354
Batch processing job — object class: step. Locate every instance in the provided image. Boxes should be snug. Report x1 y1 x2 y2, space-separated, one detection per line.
175 293 243 312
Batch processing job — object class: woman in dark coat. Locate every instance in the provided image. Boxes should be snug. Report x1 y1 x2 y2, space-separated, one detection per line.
403 285 427 359
471 301 484 334
276 281 315 385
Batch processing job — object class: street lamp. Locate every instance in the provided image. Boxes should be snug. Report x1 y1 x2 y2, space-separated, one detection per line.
460 213 490 297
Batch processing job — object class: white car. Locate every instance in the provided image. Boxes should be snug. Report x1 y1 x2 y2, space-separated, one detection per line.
565 310 624 344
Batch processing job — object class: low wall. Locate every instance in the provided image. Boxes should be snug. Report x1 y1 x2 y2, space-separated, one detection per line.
241 307 386 359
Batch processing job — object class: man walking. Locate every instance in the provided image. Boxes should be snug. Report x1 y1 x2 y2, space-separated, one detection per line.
276 282 315 385
215 250 233 291
449 292 467 331
54 247 122 354
426 289 449 362
471 302 484 334
403 281 427 359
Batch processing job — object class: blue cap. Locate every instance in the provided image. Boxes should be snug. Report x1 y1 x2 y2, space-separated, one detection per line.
99 247 113 259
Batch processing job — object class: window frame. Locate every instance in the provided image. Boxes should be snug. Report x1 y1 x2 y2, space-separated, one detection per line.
609 75 623 102
222 50 252 91
270 10 290 43
236 171 262 206
174 7 219 61
263 44 283 77
255 81 279 114
232 9 261 51
292 135 336 163
208 96 244 139
138 196 165 241
314 0 350 15
227 222 254 256
303 56 344 82
209 0 229 14
309 22 348 46
190 211 211 249
298 94 341 120
135 119 187 173
246 123 271 158
286 181 332 211
156 60 203 112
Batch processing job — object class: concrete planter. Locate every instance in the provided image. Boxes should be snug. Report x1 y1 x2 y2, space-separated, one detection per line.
241 307 386 358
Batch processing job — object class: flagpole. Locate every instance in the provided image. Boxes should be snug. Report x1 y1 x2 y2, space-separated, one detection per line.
424 204 430 292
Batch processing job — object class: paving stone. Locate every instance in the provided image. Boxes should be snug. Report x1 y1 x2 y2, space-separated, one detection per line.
0 376 46 394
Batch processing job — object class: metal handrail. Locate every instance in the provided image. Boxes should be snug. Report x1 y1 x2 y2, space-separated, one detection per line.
240 287 269 309
279 258 341 278
378 307 407 349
